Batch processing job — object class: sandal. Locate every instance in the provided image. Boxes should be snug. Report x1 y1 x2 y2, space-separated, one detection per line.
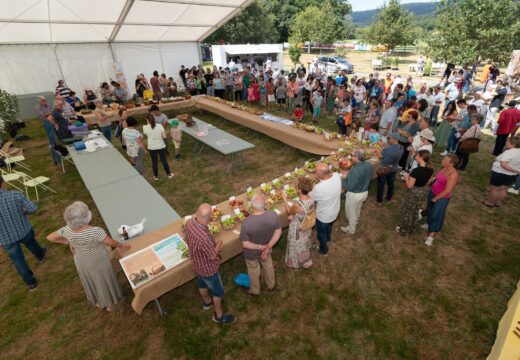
482 201 494 208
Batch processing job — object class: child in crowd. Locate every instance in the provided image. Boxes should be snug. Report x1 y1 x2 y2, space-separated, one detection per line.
266 77 276 109
311 90 323 124
169 118 182 159
259 76 267 106
276 79 286 110
293 104 304 123
367 124 381 144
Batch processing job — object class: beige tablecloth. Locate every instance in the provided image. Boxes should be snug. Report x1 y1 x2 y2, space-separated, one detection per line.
82 99 196 125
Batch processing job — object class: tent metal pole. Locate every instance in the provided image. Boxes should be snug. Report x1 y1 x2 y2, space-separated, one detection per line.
109 42 117 63
52 44 66 83
109 0 135 42
197 42 203 64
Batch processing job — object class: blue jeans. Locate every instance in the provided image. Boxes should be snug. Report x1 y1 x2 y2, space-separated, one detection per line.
430 105 440 127
336 116 347 135
316 219 334 254
426 191 450 233
197 272 224 297
446 127 458 152
2 228 45 286
513 175 520 190
100 125 112 142
43 120 61 165
376 171 396 203
206 85 214 97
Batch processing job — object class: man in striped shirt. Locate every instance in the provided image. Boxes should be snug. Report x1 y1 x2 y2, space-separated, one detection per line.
55 79 71 98
184 203 236 325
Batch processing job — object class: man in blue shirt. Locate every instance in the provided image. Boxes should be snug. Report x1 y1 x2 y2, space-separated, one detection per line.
0 176 47 290
376 133 404 204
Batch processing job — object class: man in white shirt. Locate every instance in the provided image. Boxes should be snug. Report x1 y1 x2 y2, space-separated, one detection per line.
390 75 402 94
444 82 459 107
431 85 445 127
468 91 486 125
310 163 342 256
379 99 397 136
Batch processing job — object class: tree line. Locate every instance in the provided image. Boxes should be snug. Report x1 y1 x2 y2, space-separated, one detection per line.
204 0 520 65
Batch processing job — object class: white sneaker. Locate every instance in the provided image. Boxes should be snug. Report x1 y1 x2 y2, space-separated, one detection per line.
420 223 428 230
154 176 159 181
168 173 175 179
508 187 519 195
417 209 423 220
440 151 448 156
340 226 354 235
425 237 434 246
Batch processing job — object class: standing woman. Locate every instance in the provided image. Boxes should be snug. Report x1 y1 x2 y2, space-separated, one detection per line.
186 73 197 96
116 108 128 150
424 154 459 246
213 72 225 99
225 71 235 101
99 82 113 105
455 113 482 172
484 136 520 207
364 99 381 131
47 201 130 311
396 150 434 236
282 177 315 269
143 114 173 180
135 75 148 101
326 81 337 114
94 100 114 142
353 79 366 117
434 101 458 149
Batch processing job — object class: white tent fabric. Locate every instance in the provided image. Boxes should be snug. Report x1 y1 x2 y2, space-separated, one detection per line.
0 0 254 44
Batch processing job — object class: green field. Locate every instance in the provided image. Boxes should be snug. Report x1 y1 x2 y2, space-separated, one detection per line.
0 105 518 359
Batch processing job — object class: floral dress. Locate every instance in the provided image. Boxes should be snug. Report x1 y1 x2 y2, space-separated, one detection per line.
285 197 314 268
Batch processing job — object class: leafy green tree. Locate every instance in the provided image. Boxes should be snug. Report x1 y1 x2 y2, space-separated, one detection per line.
203 1 276 44
289 2 347 45
362 0 417 51
288 45 302 66
426 0 520 64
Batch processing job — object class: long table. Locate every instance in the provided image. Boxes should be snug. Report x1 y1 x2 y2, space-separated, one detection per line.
68 134 181 239
115 151 380 314
83 96 342 156
179 117 255 172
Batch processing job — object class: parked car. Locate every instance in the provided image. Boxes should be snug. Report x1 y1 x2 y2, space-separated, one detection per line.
317 56 354 74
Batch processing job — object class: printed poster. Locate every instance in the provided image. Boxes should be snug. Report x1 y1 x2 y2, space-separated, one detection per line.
119 233 190 289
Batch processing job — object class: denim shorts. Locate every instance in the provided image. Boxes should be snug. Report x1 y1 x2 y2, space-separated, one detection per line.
197 272 224 297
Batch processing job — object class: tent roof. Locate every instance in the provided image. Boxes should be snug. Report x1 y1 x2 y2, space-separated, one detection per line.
0 0 254 44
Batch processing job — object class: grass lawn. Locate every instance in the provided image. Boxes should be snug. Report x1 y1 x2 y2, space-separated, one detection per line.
0 103 518 359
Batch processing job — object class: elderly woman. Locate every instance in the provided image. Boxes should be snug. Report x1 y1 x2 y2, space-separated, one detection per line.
94 100 114 142
47 201 130 310
395 109 420 168
484 136 520 207
396 150 434 236
282 177 314 269
424 154 459 246
455 113 482 172
186 73 197 96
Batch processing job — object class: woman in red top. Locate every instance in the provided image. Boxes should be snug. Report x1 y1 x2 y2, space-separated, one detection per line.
424 154 459 246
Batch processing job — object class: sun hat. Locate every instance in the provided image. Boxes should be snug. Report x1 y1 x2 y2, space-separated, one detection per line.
419 128 435 142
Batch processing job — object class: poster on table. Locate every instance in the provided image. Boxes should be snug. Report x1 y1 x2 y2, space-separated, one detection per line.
119 233 190 289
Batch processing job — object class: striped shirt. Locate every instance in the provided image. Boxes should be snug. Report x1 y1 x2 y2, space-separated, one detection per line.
0 190 37 246
57 226 108 256
184 218 220 277
56 85 71 97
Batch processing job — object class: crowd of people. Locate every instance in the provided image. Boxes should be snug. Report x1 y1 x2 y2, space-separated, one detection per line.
2 56 519 326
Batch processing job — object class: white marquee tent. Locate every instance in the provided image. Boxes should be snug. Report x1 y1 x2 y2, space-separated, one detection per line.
0 0 253 96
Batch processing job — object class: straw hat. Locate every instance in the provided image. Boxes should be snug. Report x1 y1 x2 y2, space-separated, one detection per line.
419 128 435 142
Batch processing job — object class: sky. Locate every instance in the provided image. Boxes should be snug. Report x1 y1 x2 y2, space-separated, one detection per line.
350 0 436 12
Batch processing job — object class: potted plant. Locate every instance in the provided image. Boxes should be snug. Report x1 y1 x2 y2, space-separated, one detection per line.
0 89 21 141
391 57 400 70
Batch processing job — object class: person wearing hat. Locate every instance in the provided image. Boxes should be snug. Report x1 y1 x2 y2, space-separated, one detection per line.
376 132 404 205
169 118 182 160
404 126 435 175
493 100 520 156
456 112 482 171
340 149 373 235
149 104 168 127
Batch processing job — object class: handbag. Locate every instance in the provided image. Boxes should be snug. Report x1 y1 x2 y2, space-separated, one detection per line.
458 138 480 153
297 200 316 231
376 164 393 177
344 111 353 126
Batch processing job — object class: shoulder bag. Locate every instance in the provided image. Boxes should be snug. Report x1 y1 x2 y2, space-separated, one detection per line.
457 127 480 154
297 200 316 231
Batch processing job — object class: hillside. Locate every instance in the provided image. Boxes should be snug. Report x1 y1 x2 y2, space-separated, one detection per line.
352 2 438 26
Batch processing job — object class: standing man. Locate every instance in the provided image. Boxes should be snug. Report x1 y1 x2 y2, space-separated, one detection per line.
0 176 47 290
376 133 404 205
493 101 520 156
179 65 187 89
149 104 168 126
287 76 299 114
55 79 71 97
48 100 72 140
340 149 373 235
150 71 162 100
430 85 445 127
444 81 459 107
204 68 214 97
379 99 397 136
240 193 282 296
35 96 60 164
310 163 342 256
184 203 236 325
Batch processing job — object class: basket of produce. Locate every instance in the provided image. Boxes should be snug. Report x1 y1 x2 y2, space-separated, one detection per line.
221 217 236 230
211 207 223 222
260 183 272 194
304 161 317 173
283 185 298 199
208 222 222 235
80 109 92 115
305 125 316 132
272 178 283 189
